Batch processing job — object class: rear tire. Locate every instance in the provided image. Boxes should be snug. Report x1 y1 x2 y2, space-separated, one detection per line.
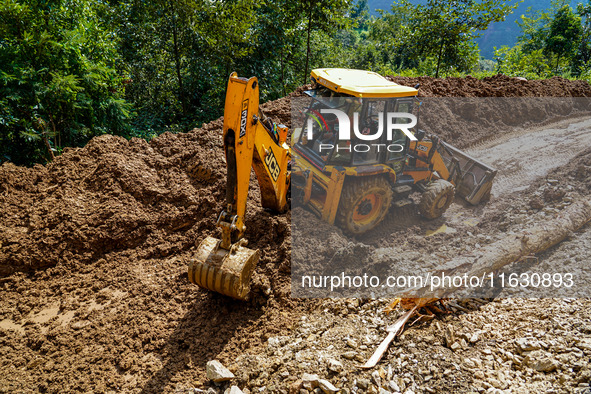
337 176 393 235
418 179 455 219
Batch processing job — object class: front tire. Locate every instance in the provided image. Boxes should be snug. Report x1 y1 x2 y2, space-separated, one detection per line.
418 179 455 219
337 176 393 235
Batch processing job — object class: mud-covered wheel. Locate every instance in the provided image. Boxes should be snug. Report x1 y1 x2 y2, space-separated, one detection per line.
337 176 393 235
418 179 455 219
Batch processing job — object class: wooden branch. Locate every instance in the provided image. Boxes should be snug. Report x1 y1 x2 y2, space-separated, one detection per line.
423 199 591 298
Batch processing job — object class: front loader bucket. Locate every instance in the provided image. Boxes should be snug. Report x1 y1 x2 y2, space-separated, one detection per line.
187 236 260 300
439 141 497 205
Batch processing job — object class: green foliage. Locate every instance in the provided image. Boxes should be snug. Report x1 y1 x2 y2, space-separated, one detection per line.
516 6 554 53
404 0 517 78
544 5 582 71
496 1 587 78
575 1 591 73
0 0 131 165
2 0 590 167
352 0 516 77
494 45 552 78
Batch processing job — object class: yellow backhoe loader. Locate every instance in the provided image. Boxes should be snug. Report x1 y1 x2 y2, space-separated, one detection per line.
187 73 291 300
187 69 496 300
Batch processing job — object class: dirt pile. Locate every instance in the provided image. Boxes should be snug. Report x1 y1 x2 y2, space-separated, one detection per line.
390 74 591 97
0 93 298 278
0 134 219 276
0 93 304 393
388 75 591 149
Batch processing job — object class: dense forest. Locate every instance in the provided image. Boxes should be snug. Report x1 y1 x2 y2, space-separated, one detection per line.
1 0 590 165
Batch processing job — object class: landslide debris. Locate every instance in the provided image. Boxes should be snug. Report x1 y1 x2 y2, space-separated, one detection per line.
1 75 591 393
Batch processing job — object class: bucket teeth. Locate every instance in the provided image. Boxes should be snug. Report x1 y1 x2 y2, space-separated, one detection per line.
187 236 260 300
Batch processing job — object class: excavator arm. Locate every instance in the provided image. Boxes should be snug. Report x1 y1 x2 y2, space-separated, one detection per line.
187 73 291 300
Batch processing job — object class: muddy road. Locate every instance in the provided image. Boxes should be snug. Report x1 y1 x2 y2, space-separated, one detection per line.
469 115 591 197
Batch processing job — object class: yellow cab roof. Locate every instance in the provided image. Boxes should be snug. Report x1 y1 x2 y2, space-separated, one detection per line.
310 68 418 98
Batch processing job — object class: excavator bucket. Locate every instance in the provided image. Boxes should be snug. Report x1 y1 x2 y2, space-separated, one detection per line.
187 236 260 300
438 141 497 205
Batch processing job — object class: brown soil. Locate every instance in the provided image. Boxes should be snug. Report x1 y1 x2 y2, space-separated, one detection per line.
389 74 591 97
1 75 590 393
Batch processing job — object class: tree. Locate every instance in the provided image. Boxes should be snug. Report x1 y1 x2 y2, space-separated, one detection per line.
516 6 553 53
360 5 418 72
499 1 586 77
576 1 591 74
113 0 259 131
299 0 352 84
544 5 582 71
390 0 517 77
351 0 370 30
0 0 131 165
494 45 552 78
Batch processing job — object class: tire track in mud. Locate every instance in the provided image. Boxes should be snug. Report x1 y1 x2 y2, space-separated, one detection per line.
443 116 591 230
465 116 591 197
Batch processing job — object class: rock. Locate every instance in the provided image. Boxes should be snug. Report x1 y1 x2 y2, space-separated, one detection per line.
575 338 591 351
463 358 476 369
71 320 91 330
357 379 370 389
524 351 558 372
302 373 319 390
379 388 392 394
444 325 455 347
372 370 381 386
450 342 461 351
267 336 287 349
327 358 343 373
515 338 541 353
469 333 480 343
342 351 356 360
346 338 358 348
530 358 558 372
318 379 339 394
388 380 400 392
528 196 544 210
488 378 507 390
224 387 244 394
289 380 303 394
206 360 235 382
460 338 468 349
